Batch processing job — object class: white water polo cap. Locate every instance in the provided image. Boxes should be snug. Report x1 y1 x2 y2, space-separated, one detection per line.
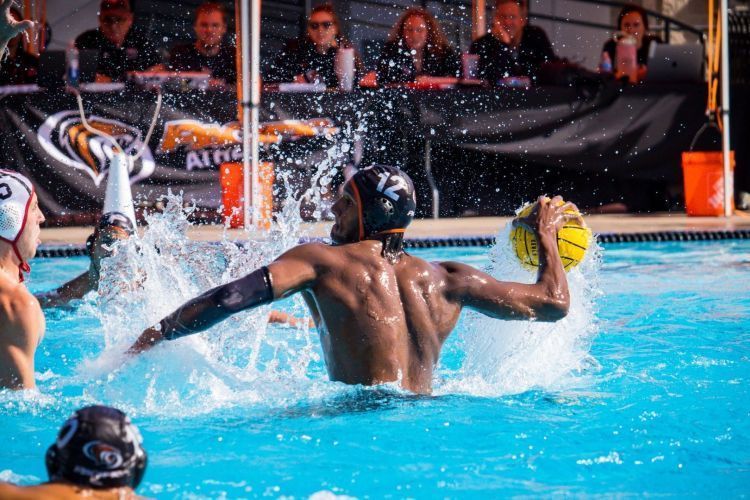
0 169 35 280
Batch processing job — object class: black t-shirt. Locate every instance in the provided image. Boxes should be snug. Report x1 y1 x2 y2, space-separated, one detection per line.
0 49 38 85
376 41 461 84
602 35 662 68
75 26 160 81
167 42 237 83
469 24 556 84
265 37 361 88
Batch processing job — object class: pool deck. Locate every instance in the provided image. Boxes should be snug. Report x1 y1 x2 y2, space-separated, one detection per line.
40 213 750 245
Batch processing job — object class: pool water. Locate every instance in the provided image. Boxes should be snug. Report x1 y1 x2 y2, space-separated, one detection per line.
2 238 749 498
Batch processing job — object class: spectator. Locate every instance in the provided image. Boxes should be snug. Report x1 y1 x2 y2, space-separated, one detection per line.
167 1 236 84
0 405 148 498
0 6 37 85
469 0 556 84
0 0 33 60
266 3 361 88
376 7 460 84
600 3 661 81
75 0 160 82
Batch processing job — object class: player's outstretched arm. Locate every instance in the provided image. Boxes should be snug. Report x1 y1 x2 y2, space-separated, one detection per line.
444 196 579 322
128 244 322 354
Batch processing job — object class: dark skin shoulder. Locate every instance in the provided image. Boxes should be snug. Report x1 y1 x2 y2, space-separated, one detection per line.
0 482 140 500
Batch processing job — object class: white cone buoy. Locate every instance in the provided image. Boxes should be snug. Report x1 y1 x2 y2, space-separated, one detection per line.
103 152 137 228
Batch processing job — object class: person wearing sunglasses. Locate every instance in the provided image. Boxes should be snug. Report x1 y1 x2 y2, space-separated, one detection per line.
266 3 361 88
74 0 160 83
376 7 460 85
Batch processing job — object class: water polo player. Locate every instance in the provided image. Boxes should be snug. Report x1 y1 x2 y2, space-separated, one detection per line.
130 165 578 394
0 405 147 499
37 212 135 308
0 169 46 389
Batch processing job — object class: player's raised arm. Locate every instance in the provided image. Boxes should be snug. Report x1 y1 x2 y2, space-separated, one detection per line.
127 243 323 354
443 196 579 322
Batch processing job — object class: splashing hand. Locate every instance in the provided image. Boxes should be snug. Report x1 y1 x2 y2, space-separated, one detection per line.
0 0 34 47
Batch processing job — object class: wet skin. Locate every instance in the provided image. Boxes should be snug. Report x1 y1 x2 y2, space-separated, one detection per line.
0 193 45 389
0 482 140 500
131 189 576 394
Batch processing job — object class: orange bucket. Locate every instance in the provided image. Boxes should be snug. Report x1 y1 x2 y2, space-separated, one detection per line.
681 151 735 216
220 161 275 229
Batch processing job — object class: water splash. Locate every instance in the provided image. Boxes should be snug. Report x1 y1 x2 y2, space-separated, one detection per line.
437 223 603 397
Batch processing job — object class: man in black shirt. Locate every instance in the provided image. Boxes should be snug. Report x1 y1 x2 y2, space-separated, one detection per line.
470 0 556 84
166 1 236 84
75 0 160 82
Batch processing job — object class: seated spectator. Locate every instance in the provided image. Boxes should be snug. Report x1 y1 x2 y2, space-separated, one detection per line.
376 7 460 84
600 3 661 82
0 6 38 85
266 3 361 88
75 0 160 82
167 1 236 84
469 0 556 84
0 405 147 499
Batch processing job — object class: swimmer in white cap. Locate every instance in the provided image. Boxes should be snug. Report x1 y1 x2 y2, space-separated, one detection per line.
130 165 578 394
0 404 148 499
0 169 46 389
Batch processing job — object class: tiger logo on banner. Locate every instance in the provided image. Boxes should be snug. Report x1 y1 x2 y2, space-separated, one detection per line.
38 111 156 187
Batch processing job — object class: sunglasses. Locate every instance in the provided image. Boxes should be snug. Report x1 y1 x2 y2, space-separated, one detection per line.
308 21 334 30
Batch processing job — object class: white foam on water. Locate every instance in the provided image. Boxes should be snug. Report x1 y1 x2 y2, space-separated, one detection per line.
436 223 603 397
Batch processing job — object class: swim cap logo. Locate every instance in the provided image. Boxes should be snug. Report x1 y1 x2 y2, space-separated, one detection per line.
38 111 155 187
82 441 124 469
375 172 408 201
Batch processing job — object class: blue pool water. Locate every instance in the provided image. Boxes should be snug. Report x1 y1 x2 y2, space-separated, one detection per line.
2 239 750 498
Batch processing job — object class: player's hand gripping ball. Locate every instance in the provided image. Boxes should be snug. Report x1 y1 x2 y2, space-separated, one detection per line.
510 198 592 271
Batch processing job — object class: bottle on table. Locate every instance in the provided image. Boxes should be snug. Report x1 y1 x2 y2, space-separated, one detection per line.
614 33 638 83
66 42 79 87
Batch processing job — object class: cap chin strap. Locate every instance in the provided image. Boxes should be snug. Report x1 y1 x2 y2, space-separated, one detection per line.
13 245 30 283
9 187 34 283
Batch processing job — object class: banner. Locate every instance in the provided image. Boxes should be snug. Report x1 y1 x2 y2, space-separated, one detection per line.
0 89 341 220
1 83 729 218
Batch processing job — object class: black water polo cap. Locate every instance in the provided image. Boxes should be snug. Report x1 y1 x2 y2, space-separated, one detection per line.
344 165 417 240
45 405 147 489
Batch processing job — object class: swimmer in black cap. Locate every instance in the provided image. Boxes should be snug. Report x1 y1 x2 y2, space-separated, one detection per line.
130 166 579 394
37 212 135 308
0 405 147 499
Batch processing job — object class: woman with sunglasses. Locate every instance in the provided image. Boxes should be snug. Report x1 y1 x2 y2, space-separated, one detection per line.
376 7 460 84
266 3 361 88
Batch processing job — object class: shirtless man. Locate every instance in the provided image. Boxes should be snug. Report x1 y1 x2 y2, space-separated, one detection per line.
0 169 45 390
130 165 575 394
0 405 147 499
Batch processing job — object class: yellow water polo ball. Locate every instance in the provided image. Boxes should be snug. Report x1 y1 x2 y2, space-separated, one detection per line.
510 199 592 272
